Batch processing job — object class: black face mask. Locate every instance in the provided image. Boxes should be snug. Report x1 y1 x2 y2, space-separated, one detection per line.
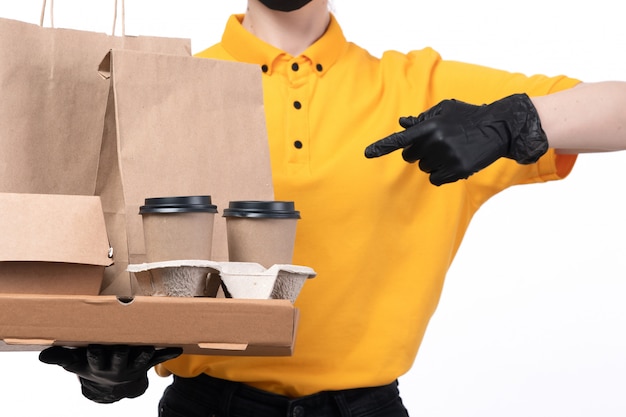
258 0 314 12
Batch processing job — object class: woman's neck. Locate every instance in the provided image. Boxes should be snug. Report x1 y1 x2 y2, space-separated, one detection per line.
242 0 330 56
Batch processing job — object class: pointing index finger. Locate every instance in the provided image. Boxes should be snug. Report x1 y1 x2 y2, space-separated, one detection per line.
364 128 414 158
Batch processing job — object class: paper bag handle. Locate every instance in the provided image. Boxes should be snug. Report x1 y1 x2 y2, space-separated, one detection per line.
40 0 126 35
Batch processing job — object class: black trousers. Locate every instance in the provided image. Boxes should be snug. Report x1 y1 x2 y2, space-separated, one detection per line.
158 373 410 417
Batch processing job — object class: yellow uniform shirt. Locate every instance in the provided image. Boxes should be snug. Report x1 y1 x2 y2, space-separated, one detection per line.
159 14 579 397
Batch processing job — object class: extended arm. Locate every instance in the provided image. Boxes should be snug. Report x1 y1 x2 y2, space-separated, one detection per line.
365 81 626 185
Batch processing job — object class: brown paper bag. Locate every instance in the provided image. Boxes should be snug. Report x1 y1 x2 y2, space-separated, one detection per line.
0 16 190 195
96 49 275 296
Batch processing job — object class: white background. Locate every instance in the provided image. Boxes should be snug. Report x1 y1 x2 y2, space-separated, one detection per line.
0 1 625 416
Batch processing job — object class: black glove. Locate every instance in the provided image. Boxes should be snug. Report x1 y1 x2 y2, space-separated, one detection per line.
39 344 182 403
364 93 549 186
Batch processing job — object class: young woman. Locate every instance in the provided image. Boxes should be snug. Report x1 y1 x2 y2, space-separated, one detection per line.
41 1 626 416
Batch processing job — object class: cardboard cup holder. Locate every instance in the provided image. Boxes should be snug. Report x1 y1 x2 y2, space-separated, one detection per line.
127 260 316 302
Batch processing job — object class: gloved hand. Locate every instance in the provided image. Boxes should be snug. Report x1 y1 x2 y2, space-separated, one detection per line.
364 93 549 186
39 344 182 403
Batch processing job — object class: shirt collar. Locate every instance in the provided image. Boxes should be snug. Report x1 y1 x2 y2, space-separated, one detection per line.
221 13 347 76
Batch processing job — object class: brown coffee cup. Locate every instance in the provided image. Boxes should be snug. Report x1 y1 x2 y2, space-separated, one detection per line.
139 195 218 263
223 201 300 268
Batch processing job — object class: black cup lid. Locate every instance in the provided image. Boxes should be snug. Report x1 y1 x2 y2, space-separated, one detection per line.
139 195 217 214
223 200 300 219
143 196 213 207
139 205 217 214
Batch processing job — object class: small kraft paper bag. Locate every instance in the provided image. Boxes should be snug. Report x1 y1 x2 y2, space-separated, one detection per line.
0 2 191 197
96 49 275 296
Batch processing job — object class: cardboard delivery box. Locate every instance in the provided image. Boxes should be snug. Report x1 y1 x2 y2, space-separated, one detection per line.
0 294 298 356
0 192 113 295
